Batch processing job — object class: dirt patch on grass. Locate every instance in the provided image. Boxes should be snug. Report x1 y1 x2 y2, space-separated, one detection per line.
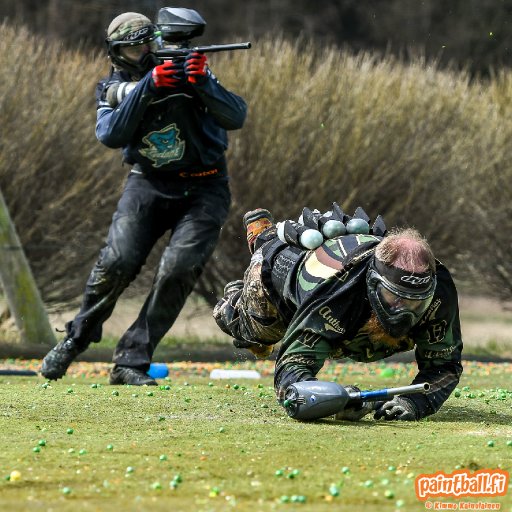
459 295 512 355
1 294 510 359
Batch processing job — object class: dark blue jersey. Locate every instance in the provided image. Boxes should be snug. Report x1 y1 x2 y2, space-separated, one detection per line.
95 68 247 175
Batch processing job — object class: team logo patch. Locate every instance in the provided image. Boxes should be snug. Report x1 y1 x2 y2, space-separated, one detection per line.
426 320 448 344
422 345 456 359
298 331 320 348
319 306 345 334
139 123 185 167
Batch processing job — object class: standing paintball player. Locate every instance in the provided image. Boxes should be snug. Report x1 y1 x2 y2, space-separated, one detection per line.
42 8 247 385
214 206 463 421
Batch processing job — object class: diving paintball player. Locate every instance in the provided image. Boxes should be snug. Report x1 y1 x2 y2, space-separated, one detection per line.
41 8 247 385
213 206 463 421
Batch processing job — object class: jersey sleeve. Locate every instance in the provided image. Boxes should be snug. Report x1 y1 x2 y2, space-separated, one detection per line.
273 328 333 402
95 72 157 148
406 263 463 418
188 70 247 130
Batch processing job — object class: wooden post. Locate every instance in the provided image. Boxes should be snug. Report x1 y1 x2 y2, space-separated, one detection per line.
0 189 56 345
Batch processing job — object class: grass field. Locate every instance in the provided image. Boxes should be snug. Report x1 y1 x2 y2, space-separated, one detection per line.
0 359 511 511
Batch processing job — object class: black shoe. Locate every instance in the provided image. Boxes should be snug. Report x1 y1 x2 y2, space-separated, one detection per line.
41 338 85 380
109 365 157 386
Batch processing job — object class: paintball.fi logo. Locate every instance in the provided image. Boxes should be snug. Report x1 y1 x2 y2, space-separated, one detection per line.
415 469 509 501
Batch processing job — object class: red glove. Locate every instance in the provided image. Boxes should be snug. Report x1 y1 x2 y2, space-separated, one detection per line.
151 60 185 89
184 51 208 84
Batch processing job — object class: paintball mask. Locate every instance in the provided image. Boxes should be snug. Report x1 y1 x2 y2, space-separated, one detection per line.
106 12 162 76
366 257 436 338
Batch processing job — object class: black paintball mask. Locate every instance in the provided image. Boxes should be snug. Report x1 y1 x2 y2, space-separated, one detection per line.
366 257 436 338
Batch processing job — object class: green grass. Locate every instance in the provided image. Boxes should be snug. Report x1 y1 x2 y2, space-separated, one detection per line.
0 360 511 511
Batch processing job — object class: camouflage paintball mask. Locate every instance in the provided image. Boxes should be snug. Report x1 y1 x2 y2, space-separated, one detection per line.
106 12 162 76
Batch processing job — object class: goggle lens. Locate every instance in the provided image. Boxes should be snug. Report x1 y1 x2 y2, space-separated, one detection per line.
377 284 433 316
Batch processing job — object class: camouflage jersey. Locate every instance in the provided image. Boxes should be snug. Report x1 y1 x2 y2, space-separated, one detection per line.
260 233 463 419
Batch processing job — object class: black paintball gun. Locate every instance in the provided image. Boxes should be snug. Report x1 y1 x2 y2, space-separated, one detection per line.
156 7 251 61
282 381 430 421
155 42 251 61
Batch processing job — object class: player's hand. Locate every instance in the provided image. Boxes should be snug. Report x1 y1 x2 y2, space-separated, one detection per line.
151 60 185 89
184 51 208 84
374 397 418 421
334 386 373 421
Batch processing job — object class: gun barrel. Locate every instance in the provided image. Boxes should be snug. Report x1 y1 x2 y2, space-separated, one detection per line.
356 382 430 402
156 42 251 59
196 42 252 52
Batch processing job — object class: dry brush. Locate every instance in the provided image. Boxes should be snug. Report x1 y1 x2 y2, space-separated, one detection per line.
0 23 511 312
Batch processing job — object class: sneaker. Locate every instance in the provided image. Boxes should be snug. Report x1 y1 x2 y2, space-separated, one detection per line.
243 208 274 253
41 338 86 380
109 365 157 386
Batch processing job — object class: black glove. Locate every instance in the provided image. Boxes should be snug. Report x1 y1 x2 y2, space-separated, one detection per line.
334 386 373 421
374 396 419 421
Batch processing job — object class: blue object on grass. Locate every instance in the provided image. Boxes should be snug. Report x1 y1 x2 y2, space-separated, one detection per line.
147 363 169 379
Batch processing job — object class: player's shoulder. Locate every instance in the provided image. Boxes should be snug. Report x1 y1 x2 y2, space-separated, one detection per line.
434 260 458 297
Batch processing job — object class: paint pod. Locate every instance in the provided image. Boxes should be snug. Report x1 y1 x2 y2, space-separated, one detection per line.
346 218 370 235
321 220 346 239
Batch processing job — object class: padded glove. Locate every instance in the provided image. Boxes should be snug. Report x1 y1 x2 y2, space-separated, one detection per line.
184 51 208 84
334 386 374 421
374 396 419 421
151 60 185 89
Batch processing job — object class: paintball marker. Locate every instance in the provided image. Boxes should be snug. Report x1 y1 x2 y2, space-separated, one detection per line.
155 7 251 62
155 42 251 61
283 381 430 421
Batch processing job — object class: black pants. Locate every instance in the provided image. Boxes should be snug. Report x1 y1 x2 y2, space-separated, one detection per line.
66 171 231 370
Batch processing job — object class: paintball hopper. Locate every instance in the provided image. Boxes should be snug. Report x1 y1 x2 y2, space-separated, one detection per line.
157 7 206 43
283 380 430 421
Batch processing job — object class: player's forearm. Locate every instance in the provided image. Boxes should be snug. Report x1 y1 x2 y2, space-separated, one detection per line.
274 362 317 402
191 78 247 130
407 361 462 418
